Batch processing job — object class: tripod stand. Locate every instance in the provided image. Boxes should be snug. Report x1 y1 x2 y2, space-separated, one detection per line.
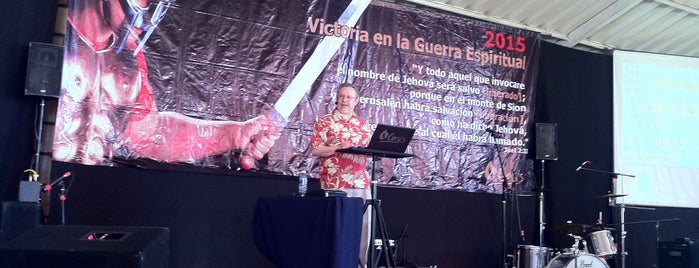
364 193 394 268
336 147 414 268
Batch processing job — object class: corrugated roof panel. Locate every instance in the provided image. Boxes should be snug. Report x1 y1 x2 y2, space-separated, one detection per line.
543 1 609 31
660 18 699 55
627 11 690 50
490 0 537 18
467 0 498 12
584 2 659 46
498 0 543 21
555 1 618 33
612 4 670 45
675 0 699 8
403 0 699 57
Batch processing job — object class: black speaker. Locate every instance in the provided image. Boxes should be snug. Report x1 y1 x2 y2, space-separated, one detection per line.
0 225 169 268
658 239 698 268
24 42 63 98
0 201 41 244
535 123 558 160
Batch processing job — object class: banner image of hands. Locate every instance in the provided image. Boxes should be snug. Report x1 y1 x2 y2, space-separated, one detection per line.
54 0 540 194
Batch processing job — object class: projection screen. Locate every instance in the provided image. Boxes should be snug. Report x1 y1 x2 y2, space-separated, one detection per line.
613 50 699 208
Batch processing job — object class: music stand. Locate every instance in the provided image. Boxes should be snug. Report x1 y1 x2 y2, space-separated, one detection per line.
336 147 414 268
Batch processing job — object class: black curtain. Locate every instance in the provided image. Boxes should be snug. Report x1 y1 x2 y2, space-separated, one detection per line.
535 41 615 249
0 1 57 200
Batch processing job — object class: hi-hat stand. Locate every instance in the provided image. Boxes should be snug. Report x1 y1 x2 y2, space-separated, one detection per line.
336 147 414 268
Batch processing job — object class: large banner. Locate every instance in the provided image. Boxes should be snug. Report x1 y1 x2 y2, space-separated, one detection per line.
55 0 540 193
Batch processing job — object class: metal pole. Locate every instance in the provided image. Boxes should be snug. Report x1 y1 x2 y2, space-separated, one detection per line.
611 176 626 268
620 204 626 268
369 155 378 268
34 98 45 172
60 185 66 225
539 159 545 246
502 194 507 268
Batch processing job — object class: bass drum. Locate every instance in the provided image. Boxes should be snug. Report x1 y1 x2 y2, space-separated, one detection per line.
545 254 609 268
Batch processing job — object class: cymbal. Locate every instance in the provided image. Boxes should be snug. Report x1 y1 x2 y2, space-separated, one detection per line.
597 194 627 198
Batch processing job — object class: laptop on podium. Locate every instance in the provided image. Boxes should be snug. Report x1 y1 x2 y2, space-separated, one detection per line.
342 124 416 158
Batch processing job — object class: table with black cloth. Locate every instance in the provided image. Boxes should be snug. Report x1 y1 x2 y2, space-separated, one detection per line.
252 195 364 268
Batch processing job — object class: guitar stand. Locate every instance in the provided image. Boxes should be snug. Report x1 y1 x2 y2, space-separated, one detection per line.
364 198 396 268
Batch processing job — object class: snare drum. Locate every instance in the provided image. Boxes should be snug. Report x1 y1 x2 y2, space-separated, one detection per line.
587 230 616 258
517 245 553 268
545 253 609 268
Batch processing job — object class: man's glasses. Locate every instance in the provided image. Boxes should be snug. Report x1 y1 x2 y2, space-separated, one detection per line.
337 95 357 100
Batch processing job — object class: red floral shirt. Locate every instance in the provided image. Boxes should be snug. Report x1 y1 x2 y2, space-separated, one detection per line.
311 110 371 189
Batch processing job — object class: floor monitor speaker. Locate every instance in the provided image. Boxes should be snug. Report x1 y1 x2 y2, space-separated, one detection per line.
0 201 41 243
535 123 558 160
0 225 169 268
24 42 63 98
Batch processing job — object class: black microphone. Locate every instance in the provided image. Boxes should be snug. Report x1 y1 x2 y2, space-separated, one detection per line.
42 171 72 192
575 161 590 172
335 101 338 105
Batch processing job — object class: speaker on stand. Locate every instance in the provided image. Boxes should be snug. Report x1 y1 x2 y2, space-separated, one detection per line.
25 42 63 98
535 123 558 161
22 42 64 223
23 42 64 192
534 123 558 249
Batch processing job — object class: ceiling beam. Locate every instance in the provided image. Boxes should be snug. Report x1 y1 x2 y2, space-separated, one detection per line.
657 0 699 15
557 0 642 47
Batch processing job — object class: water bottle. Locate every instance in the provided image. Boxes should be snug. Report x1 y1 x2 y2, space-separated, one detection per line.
298 171 308 197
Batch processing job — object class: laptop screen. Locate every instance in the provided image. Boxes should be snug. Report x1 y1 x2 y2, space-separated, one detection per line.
365 124 416 153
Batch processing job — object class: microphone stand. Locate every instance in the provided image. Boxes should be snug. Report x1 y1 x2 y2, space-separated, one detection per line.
491 138 510 268
59 182 67 226
577 167 635 178
577 166 635 268
43 173 72 226
43 174 71 190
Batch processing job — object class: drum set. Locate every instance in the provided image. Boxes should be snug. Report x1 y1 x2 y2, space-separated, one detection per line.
515 223 616 268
